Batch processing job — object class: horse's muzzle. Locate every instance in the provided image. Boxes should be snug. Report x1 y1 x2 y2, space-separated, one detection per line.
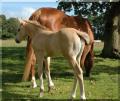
15 39 20 43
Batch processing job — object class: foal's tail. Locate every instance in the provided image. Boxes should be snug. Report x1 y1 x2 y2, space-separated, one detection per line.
76 30 90 45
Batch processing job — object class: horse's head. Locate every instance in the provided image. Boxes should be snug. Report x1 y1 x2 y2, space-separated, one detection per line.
15 19 28 43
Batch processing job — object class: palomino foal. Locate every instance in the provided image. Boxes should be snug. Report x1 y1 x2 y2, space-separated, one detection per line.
15 20 90 100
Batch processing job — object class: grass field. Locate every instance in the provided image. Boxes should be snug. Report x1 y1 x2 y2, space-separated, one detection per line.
1 39 119 100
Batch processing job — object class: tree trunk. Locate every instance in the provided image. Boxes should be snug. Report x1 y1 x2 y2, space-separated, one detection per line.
102 2 120 59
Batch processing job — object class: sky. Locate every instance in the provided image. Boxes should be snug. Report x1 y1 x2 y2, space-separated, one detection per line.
1 1 59 19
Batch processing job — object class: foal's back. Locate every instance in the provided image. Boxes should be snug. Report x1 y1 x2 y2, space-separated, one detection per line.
32 27 82 57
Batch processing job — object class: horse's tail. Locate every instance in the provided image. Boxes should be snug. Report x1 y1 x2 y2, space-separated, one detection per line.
22 38 33 81
76 30 90 45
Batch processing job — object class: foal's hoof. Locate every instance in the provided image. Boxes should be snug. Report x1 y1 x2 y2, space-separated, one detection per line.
69 94 76 100
31 82 37 88
32 83 37 88
39 91 44 97
81 96 86 100
48 86 55 92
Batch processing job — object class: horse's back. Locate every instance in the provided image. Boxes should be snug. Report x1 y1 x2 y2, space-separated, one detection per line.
29 7 65 31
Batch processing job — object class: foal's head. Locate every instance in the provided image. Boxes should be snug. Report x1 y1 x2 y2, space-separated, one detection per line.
15 19 47 43
15 20 28 43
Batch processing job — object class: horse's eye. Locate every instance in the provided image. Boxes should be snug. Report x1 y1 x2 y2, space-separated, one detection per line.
18 28 20 32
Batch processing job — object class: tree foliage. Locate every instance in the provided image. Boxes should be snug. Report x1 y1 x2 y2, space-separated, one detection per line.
0 15 19 39
57 2 112 40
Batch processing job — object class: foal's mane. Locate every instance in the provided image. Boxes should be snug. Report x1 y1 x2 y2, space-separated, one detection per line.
25 20 48 30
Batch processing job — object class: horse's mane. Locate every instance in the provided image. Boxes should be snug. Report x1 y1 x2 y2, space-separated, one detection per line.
24 20 48 30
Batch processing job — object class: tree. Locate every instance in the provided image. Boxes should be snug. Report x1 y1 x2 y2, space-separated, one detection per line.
0 15 19 39
101 2 120 58
0 15 6 38
7 18 19 37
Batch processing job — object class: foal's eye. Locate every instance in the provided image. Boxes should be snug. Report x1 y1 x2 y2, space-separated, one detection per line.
18 28 20 32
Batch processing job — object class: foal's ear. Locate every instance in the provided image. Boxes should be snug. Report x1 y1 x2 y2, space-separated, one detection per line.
19 19 27 26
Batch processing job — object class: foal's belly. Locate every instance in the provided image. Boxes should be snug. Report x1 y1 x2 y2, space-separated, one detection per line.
44 36 61 56
45 45 61 56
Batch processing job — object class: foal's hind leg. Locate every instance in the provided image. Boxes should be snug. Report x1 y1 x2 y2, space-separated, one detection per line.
70 76 78 99
68 56 86 100
70 40 85 99
44 57 54 92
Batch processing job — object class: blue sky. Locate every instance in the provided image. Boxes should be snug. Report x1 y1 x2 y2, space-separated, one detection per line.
1 2 59 19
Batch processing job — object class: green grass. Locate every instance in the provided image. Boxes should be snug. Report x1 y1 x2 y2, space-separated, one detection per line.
1 39 119 100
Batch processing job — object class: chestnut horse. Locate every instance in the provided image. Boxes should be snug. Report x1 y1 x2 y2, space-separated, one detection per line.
22 7 94 89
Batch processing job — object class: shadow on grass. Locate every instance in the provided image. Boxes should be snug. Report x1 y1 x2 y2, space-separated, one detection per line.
2 91 36 101
2 47 119 84
92 57 119 75
2 47 26 61
2 73 22 83
2 47 26 84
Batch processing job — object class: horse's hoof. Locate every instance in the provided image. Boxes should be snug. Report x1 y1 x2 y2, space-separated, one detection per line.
48 86 55 92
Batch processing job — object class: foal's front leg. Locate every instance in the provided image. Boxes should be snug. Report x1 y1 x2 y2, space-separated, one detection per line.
35 51 44 97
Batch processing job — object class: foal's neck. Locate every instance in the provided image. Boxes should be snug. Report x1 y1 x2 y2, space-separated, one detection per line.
26 24 41 38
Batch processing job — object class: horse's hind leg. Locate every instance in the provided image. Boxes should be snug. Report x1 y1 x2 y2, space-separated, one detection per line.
44 57 54 92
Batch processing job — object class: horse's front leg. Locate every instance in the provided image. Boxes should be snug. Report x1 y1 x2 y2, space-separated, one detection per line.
44 57 54 92
35 51 44 97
